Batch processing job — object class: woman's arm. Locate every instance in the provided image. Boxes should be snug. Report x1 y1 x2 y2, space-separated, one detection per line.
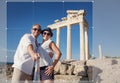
45 41 62 76
50 41 62 67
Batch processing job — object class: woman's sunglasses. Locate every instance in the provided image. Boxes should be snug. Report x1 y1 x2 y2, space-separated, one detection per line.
43 32 51 36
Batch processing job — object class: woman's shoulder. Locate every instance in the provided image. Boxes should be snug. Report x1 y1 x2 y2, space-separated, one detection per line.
48 39 52 42
45 39 53 44
41 39 53 47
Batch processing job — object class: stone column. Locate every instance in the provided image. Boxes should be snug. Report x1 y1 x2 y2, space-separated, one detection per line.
85 26 89 60
66 24 72 59
99 44 103 59
79 22 85 60
56 28 60 48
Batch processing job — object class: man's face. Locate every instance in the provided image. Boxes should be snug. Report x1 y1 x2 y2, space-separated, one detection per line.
31 25 41 38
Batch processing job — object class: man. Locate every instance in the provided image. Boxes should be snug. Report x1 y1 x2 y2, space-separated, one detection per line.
12 24 41 83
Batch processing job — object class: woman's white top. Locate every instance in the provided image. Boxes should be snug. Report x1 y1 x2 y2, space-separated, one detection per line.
12 34 37 75
37 39 53 67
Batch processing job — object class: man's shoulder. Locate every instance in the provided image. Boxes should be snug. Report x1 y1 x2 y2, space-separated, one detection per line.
23 33 31 37
21 33 34 40
22 33 33 38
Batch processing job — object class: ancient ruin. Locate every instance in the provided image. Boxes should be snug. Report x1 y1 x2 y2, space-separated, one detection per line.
48 10 89 60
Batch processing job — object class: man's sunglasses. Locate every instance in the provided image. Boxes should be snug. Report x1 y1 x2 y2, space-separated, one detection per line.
32 28 41 32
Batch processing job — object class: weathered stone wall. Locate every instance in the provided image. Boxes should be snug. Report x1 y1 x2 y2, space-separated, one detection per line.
55 58 120 83
54 59 89 82
6 63 14 79
2 58 120 83
87 58 120 83
0 63 14 80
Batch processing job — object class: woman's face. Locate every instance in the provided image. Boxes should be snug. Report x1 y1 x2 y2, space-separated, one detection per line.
42 31 51 41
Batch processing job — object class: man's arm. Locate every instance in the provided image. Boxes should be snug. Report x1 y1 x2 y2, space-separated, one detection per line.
27 44 40 61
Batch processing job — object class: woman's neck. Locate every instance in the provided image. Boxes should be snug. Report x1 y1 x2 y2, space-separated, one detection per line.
42 39 50 43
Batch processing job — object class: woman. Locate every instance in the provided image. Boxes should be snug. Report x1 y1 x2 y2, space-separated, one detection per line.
38 28 62 83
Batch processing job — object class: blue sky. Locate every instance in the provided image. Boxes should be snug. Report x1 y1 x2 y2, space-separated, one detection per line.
0 0 120 63
7 2 92 62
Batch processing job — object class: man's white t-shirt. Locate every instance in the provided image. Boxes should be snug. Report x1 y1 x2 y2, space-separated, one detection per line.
12 34 37 75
